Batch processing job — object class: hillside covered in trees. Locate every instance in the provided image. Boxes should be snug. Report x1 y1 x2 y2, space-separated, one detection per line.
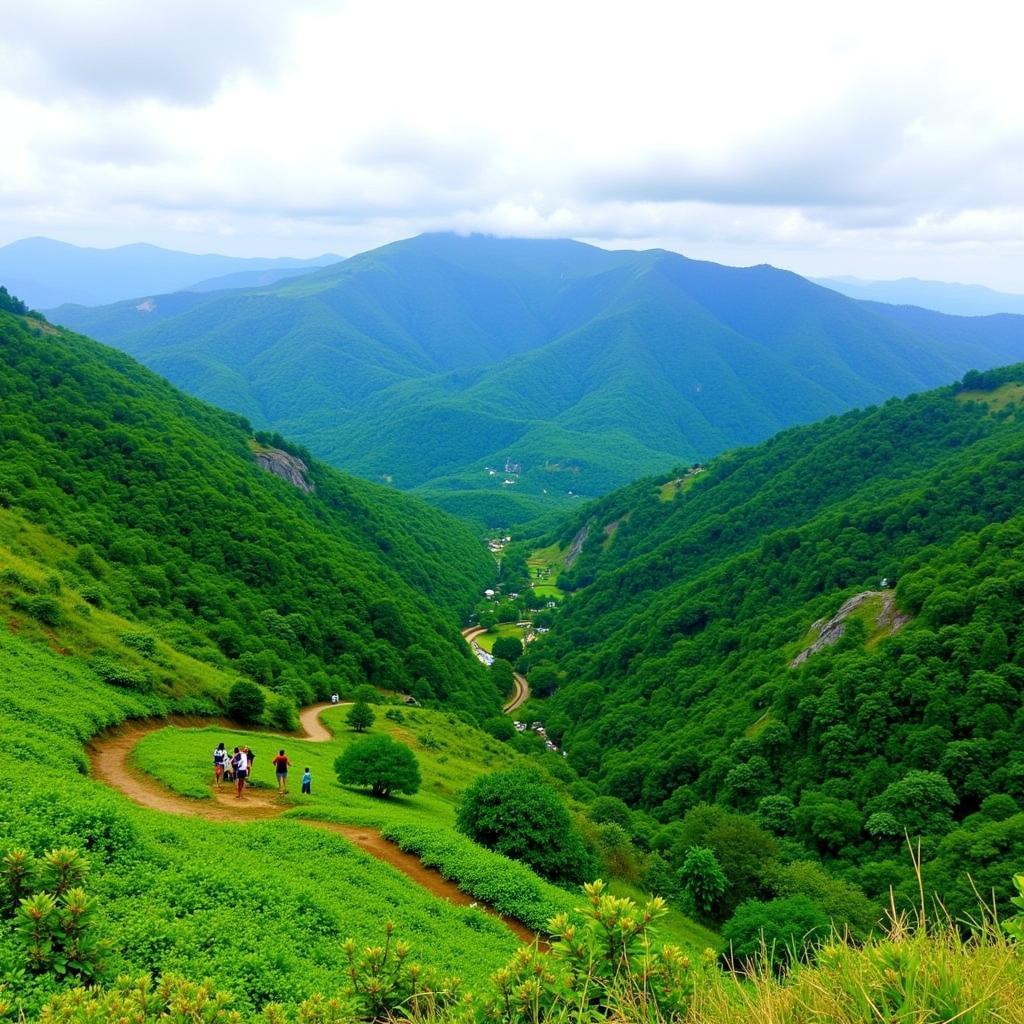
519 365 1024 930
0 308 497 717
50 233 1024 526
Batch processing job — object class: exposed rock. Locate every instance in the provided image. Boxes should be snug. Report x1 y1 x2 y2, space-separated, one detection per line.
565 525 590 568
789 589 908 667
253 447 314 493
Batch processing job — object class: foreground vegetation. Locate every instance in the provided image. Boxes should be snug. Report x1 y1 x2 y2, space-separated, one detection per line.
26 881 1024 1023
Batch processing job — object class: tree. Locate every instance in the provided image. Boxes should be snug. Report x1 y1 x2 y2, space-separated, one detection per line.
347 701 375 733
678 846 727 917
457 769 597 884
226 680 265 723
354 683 379 704
335 736 420 798
873 770 956 837
491 636 524 663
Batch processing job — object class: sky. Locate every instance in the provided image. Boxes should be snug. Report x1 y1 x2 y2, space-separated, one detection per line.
2 0 1023 289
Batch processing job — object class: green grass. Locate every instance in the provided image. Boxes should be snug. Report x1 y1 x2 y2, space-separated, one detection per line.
134 706 518 827
658 469 704 501
527 543 566 600
956 381 1024 412
474 623 527 654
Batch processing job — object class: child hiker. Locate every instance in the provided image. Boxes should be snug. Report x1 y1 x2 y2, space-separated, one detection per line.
302 767 312 795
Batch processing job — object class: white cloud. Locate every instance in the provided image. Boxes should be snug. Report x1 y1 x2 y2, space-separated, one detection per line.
1 0 1023 287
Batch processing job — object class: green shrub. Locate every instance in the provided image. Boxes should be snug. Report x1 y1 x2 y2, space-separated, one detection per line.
118 632 156 658
456 769 597 885
226 680 265 723
90 655 151 692
265 693 298 732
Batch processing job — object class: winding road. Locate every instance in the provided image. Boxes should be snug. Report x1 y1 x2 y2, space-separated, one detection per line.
461 626 530 713
87 703 536 944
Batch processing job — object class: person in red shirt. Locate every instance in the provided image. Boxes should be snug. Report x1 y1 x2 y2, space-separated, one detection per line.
273 749 290 793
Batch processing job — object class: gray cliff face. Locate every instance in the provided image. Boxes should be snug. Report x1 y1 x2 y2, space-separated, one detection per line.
789 589 908 667
253 448 314 493
565 525 590 568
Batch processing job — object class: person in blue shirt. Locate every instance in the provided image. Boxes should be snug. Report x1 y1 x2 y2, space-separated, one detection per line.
301 767 312 795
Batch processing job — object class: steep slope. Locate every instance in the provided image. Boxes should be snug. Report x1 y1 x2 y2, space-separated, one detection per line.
0 309 497 715
1 236 342 307
521 364 1024 922
48 234 1024 524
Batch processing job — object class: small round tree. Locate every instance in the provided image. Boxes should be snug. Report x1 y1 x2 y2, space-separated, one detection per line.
456 769 596 884
347 701 376 733
226 680 265 723
335 736 420 798
491 636 524 663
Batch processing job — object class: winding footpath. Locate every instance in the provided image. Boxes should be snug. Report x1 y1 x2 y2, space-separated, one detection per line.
461 626 530 713
87 703 536 944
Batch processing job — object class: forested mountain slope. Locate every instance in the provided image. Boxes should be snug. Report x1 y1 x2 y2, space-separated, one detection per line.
49 234 1024 526
522 365 1024 920
0 310 497 715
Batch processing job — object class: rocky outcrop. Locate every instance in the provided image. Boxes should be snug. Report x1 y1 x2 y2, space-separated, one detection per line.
565 525 590 568
789 589 908 667
253 447 314 493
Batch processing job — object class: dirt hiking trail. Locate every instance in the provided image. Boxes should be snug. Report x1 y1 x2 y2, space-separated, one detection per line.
87 707 537 944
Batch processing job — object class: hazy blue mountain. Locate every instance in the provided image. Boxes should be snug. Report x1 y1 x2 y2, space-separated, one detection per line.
182 265 330 293
0 236 342 307
815 275 1024 316
46 233 1024 526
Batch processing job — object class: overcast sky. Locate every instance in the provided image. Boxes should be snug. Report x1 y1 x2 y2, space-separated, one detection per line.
2 0 1023 288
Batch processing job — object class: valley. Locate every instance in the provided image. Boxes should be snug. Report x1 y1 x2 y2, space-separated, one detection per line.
4 279 1024 1020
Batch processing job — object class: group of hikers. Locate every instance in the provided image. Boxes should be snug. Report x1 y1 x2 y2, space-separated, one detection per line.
213 742 312 799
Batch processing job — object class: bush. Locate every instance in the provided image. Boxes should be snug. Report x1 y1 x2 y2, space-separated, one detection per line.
456 769 597 884
18 595 62 627
481 716 516 741
91 655 152 692
722 895 830 964
335 735 421 798
679 845 728 917
226 680 265 723
119 632 156 658
265 693 298 732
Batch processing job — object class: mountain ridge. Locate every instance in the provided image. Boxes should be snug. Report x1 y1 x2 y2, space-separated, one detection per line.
44 232 1024 525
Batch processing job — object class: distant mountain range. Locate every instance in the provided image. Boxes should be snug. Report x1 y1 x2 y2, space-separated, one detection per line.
0 236 342 307
45 233 1024 526
815 275 1024 317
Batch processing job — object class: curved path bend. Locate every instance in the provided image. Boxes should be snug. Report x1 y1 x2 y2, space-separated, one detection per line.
461 626 530 713
87 706 536 944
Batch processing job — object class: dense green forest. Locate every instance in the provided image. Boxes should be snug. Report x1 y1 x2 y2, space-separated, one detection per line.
0 309 497 716
517 366 1024 936
51 233 1024 526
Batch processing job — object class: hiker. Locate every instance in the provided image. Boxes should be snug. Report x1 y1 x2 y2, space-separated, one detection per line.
244 746 255 785
301 767 312 795
231 746 248 799
212 742 227 788
331 693 339 704
272 749 290 792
